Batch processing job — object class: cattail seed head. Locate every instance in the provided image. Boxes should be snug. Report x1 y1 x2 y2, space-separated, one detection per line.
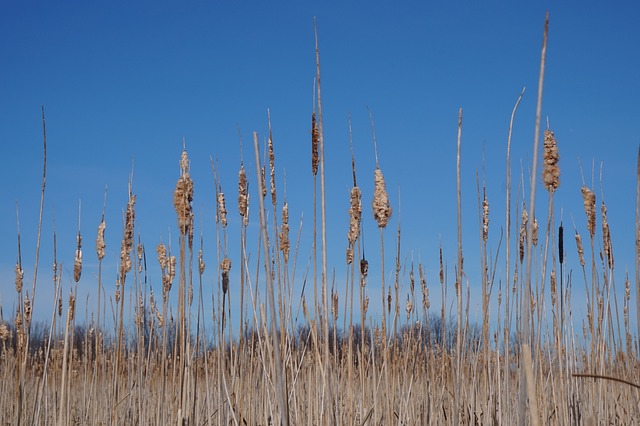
575 231 585 268
482 193 489 243
348 186 362 245
581 186 596 238
15 263 23 294
217 191 227 228
23 295 32 328
311 112 319 176
332 290 339 322
221 257 231 294
372 168 392 228
279 202 290 262
268 134 276 207
532 217 539 247
120 193 136 283
198 249 205 275
69 292 76 321
96 219 106 260
405 295 413 319
238 165 249 224
74 232 83 283
542 129 560 192
519 208 528 263
558 223 564 264
601 202 613 268
0 322 9 343
173 150 194 236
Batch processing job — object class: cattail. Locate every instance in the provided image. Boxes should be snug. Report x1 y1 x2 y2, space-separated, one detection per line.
363 296 369 316
581 186 596 238
550 269 557 307
58 294 63 317
69 292 76 321
347 187 362 264
156 243 168 270
268 134 276 207
601 202 614 268
575 231 585 268
420 264 430 310
279 202 290 262
156 309 164 328
115 279 121 304
360 258 368 287
311 112 319 176
74 231 83 282
372 168 392 228
217 191 227 228
221 257 231 295
173 150 194 236
532 217 539 247
482 191 489 243
542 129 560 192
558 223 564 264
238 165 249 224
519 208 528 263
405 294 413 319
120 193 136 283
387 286 392 314
15 311 24 352
23 294 32 328
261 166 267 199
0 322 8 343
15 262 23 294
198 249 205 275
332 289 339 322
137 242 143 273
96 218 106 260
439 246 444 285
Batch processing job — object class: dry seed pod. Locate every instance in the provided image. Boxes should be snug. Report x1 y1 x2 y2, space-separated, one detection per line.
173 150 194 236
406 295 413 319
482 193 489 243
268 134 276 207
198 249 205 275
74 232 83 283
238 165 249 223
581 186 596 238
96 219 106 260
15 263 23 294
601 202 613 268
120 194 136 282
279 202 290 262
217 191 227 228
0 322 8 343
542 129 560 192
311 112 319 176
347 186 362 245
532 217 539 247
519 208 528 263
372 168 392 228
575 231 585 268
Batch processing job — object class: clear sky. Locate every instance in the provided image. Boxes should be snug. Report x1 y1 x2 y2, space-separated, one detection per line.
1 1 639 338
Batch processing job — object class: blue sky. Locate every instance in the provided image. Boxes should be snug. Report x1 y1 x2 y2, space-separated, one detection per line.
1 1 639 339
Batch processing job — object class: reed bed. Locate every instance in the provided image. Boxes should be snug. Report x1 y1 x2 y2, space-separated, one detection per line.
1 15 640 426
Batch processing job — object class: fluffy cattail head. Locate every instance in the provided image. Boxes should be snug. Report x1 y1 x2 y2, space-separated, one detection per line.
575 231 585 268
217 191 227 228
120 193 136 283
601 202 614 268
74 231 83 283
15 262 23 294
221 257 231 295
542 129 560 192
372 168 392 228
581 186 596 238
238 165 249 224
311 112 319 176
173 150 194 236
268 134 276 207
279 202 290 262
96 218 106 260
482 192 489 243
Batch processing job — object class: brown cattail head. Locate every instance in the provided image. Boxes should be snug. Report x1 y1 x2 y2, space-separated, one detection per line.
575 231 585 268
221 257 231 295
268 134 276 207
558 223 564 264
198 249 205 275
74 231 83 283
279 202 290 262
420 263 430 310
581 186 596 238
348 186 362 245
532 217 539 247
15 262 23 294
120 193 136 283
601 202 614 268
96 218 106 260
482 191 489 243
372 168 392 228
69 292 76 321
0 322 9 343
238 165 249 225
311 112 319 176
405 294 413 319
217 191 228 228
519 208 528 263
23 294 32 328
173 150 194 236
542 129 560 192
332 289 339 322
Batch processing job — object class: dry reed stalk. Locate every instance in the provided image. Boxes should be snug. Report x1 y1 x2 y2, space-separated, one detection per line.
520 13 548 426
636 146 640 356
